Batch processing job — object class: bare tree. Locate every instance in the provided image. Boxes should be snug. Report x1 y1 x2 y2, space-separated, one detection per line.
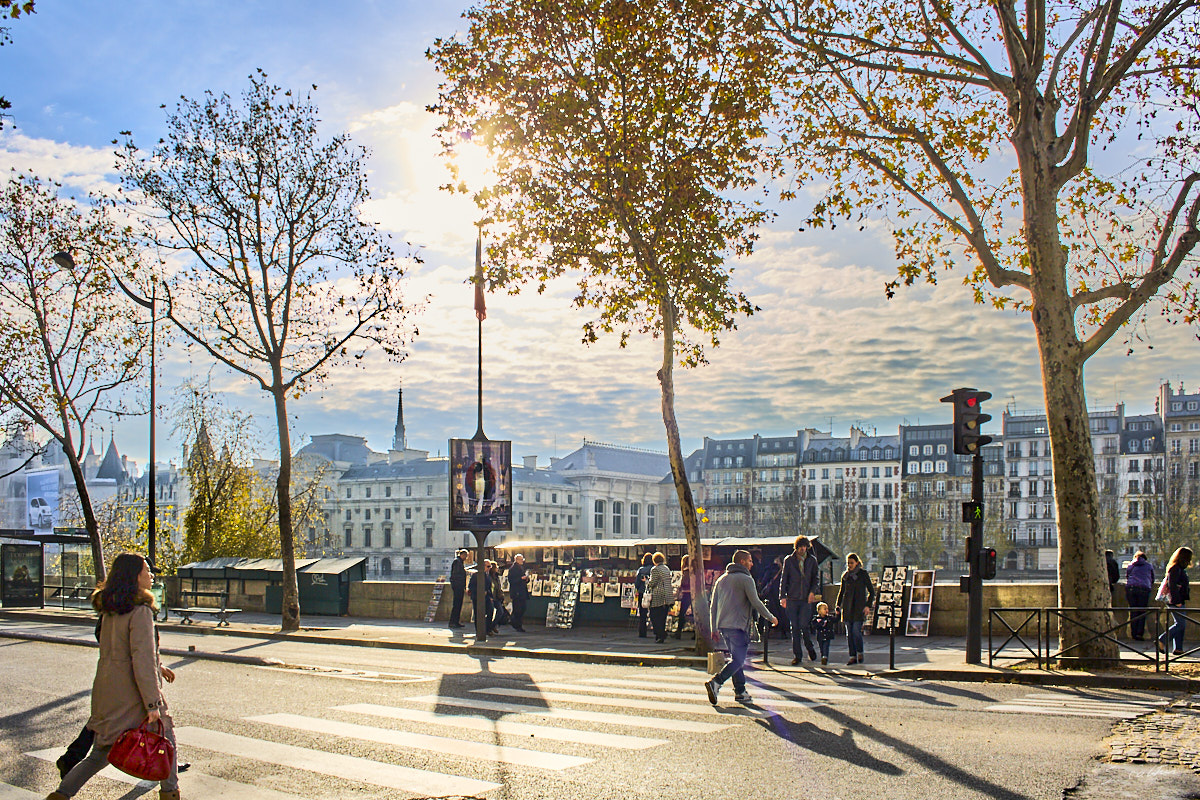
119 72 420 631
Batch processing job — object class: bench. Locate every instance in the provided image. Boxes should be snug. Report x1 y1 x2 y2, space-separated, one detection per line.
170 590 239 627
169 606 242 627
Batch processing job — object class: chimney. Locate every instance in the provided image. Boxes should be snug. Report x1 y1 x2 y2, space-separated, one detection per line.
523 455 537 471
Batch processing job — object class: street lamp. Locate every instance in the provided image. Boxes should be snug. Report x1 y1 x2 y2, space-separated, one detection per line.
53 251 159 571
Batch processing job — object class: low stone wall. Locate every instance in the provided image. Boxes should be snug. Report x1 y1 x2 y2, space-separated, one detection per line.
350 580 471 623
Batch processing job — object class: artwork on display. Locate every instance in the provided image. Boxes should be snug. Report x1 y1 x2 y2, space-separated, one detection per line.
448 438 512 531
545 602 558 626
591 587 606 603
702 546 713 561
873 565 908 634
587 547 601 560
620 583 638 609
605 580 621 597
905 569 935 637
557 552 572 567
666 544 681 556
580 583 593 603
529 577 542 597
543 549 554 563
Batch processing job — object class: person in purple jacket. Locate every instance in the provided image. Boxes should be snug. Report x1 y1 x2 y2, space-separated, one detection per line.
1124 551 1155 641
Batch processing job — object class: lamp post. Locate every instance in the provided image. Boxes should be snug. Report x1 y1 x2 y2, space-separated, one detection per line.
53 252 158 570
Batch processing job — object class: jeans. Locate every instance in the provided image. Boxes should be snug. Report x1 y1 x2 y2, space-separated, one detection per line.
785 600 815 659
675 594 691 638
1160 609 1187 652
819 639 831 659
57 717 178 796
714 628 750 693
1125 586 1151 639
637 593 649 637
847 620 864 656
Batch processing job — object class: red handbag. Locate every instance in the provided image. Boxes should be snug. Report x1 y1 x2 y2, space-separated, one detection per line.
107 720 174 781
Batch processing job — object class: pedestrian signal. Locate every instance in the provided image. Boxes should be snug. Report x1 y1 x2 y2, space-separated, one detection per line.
941 388 993 455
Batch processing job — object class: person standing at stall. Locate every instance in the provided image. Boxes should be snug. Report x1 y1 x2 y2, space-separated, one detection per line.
1158 546 1192 656
507 554 530 632
635 553 653 638
1125 551 1155 641
675 555 693 639
835 552 875 666
646 552 674 643
449 549 468 629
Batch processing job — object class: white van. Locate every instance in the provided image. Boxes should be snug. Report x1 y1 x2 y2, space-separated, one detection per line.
28 496 53 527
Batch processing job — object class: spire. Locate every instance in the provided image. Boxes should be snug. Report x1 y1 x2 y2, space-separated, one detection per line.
392 386 406 451
95 434 126 482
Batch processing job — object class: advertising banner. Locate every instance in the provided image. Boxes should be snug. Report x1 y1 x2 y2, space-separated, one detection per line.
25 470 59 532
2 543 44 607
449 438 512 532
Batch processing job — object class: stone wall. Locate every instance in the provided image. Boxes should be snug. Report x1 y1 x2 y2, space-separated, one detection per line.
350 580 471 623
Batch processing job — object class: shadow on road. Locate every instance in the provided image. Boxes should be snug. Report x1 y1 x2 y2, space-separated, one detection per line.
755 716 903 775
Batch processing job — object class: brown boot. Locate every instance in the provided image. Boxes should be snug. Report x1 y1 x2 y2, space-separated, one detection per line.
159 792 180 800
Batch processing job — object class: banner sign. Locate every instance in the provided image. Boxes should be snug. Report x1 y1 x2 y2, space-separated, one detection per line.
449 438 512 532
25 470 59 532
2 543 44 607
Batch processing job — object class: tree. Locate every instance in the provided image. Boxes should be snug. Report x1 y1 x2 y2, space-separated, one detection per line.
0 1 35 130
119 72 419 631
762 0 1199 661
173 383 278 563
0 172 144 581
901 481 952 569
428 0 779 650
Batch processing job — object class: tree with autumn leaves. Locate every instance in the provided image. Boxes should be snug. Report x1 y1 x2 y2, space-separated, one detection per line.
759 0 1198 660
428 0 781 650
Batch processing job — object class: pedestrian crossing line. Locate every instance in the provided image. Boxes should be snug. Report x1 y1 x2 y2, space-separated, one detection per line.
984 704 1146 719
1010 693 1168 706
247 713 591 771
1003 698 1167 709
173 727 501 796
536 681 811 706
471 687 773 717
405 695 734 733
596 674 888 699
24 749 304 800
336 703 668 750
0 782 40 799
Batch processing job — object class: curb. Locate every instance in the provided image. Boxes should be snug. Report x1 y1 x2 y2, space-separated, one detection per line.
0 629 287 668
881 666 1198 691
0 610 706 668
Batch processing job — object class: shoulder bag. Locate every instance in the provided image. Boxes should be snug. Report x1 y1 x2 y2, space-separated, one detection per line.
107 719 174 782
1155 574 1171 603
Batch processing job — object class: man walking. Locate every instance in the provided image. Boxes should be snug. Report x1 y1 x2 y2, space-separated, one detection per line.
449 549 468 628
507 553 530 632
1125 551 1155 641
779 535 820 664
704 550 778 705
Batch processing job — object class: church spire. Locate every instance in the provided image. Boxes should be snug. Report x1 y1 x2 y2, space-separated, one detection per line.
392 386 406 451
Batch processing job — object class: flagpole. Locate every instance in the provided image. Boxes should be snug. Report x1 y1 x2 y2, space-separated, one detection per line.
474 226 485 440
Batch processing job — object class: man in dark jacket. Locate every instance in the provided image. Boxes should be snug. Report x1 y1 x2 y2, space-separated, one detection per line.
507 553 530 632
1106 550 1119 595
779 535 820 664
1125 551 1155 640
449 549 468 628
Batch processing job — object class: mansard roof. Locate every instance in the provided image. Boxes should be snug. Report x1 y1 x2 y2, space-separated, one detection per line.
551 440 671 479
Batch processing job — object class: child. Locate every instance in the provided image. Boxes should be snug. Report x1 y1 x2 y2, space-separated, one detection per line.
809 601 837 666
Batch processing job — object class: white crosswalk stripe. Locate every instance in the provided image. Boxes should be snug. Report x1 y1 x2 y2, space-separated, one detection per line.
985 692 1169 719
471 686 772 716
174 727 502 796
0 783 41 799
23 749 305 799
404 693 734 732
337 702 669 749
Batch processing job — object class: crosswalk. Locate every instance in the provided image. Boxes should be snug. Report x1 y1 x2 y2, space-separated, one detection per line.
7 669 928 799
985 690 1169 719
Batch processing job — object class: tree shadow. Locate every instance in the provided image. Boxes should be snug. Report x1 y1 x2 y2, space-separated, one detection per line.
913 682 999 704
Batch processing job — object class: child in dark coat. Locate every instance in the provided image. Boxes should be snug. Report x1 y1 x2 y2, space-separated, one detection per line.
809 601 837 666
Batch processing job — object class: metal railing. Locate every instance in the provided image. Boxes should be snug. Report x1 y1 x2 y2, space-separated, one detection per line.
988 606 1199 672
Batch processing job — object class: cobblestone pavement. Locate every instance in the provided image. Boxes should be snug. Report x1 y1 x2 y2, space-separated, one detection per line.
1106 693 1200 772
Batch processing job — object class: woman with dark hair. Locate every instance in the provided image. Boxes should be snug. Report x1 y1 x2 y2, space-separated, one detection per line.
1158 546 1192 656
835 553 875 666
635 552 654 638
646 552 674 643
47 553 179 800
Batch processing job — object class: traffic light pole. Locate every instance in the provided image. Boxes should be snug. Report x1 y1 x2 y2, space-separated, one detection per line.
966 451 984 665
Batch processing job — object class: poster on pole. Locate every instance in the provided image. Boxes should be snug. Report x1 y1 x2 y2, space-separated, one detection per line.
905 569 935 636
25 470 59 532
2 543 44 607
872 565 907 633
448 438 512 532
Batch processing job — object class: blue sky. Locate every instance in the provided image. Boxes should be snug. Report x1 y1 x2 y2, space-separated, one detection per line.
1 2 1195 470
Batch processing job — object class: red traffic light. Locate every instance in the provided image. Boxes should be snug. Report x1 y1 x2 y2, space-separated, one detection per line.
966 396 978 408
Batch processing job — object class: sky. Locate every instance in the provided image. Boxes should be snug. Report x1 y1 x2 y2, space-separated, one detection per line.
0 1 1195 471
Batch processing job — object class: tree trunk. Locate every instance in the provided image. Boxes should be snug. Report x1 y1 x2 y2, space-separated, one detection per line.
271 384 301 632
65 448 106 583
657 297 712 654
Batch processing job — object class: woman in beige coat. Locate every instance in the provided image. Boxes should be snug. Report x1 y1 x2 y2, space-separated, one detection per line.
48 553 179 800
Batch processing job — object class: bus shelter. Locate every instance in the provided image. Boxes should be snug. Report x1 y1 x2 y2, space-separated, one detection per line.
0 528 93 609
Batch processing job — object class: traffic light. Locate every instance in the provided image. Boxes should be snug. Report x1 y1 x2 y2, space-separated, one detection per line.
982 547 997 580
940 388 993 455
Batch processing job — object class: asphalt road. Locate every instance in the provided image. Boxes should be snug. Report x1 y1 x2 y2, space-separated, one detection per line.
0 619 1184 800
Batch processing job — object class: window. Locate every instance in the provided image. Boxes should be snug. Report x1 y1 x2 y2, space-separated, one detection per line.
1129 439 1139 452
922 461 934 473
1129 459 1140 472
385 486 392 498
381 557 391 577
426 508 433 520
535 513 542 523
364 528 372 547
404 528 413 548
630 502 640 536
518 511 524 523
405 507 412 520
426 485 433 495
344 529 352 547
552 493 558 504
567 494 573 505
345 509 352 521
518 490 525 501
1128 501 1139 520
923 445 933 456
405 485 412 497
935 460 947 473
364 509 371 521
365 487 372 499
535 492 542 502
425 528 433 548
647 505 656 535
595 500 605 529
403 557 410 574
346 487 352 499
937 444 947 455
383 527 392 548
612 501 623 534
909 445 919 456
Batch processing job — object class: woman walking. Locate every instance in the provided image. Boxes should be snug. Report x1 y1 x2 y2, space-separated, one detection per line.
834 553 875 666
47 553 179 800
1158 546 1192 656
645 552 674 643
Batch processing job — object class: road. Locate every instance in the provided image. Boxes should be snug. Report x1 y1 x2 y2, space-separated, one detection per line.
0 618 1182 800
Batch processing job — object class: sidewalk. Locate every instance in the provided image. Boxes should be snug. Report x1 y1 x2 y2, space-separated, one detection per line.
1 606 1195 689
